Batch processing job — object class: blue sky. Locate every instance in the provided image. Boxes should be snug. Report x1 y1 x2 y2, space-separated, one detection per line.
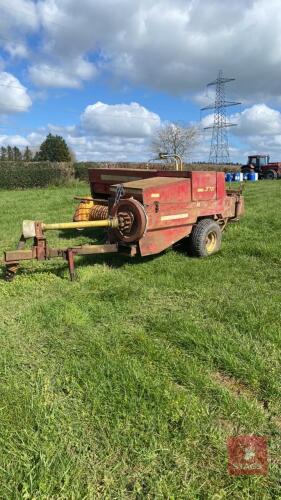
1 0 281 162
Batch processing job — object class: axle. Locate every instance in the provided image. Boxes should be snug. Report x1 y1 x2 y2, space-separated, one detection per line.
42 218 119 231
22 218 119 239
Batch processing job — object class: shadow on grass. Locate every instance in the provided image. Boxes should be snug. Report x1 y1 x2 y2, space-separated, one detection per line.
0 250 162 282
58 228 105 240
173 238 193 257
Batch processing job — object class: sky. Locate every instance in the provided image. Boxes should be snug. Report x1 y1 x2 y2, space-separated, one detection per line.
1 0 281 162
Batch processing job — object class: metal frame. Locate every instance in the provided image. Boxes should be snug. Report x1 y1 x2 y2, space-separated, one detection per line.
4 221 119 281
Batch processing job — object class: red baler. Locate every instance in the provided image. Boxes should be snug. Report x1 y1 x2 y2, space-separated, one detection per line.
4 168 244 281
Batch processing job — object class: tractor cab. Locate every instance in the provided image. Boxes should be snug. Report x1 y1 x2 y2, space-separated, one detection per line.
247 155 269 172
243 153 280 179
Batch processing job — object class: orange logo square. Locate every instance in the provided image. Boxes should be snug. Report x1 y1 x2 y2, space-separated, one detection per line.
227 436 268 475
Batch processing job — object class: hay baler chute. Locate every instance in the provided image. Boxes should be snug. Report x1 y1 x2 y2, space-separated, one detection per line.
4 169 244 281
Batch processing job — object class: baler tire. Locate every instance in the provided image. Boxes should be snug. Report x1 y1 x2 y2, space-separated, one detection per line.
4 267 17 282
190 218 222 257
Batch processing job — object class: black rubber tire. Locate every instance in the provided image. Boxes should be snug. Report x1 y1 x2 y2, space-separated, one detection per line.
190 218 222 257
5 268 16 282
264 170 277 180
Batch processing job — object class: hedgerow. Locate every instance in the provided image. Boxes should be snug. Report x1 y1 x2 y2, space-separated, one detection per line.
0 162 74 189
0 161 241 190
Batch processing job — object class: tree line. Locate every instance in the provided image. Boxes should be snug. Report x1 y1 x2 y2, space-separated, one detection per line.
0 134 72 163
1 145 33 161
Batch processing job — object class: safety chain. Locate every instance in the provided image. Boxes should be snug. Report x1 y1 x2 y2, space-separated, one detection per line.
114 184 125 205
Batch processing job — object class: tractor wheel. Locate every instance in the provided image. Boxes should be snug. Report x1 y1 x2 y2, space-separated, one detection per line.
190 218 222 257
264 170 277 180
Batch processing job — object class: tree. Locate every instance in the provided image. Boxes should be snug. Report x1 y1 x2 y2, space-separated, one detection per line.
151 122 199 162
0 146 7 161
7 145 13 161
36 133 71 162
23 146 33 161
13 146 22 161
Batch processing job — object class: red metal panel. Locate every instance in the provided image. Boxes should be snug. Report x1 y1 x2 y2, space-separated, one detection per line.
109 176 196 253
223 196 236 218
139 225 193 256
216 172 226 199
89 168 191 197
89 168 229 203
191 171 217 201
115 177 194 229
199 199 225 218
143 179 193 230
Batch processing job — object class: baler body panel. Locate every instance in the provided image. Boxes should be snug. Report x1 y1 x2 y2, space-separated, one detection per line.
89 168 227 201
108 173 239 256
216 172 226 199
111 176 194 256
139 226 193 256
191 171 217 201
89 168 191 197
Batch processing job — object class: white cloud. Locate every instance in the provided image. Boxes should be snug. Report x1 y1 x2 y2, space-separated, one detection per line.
0 100 161 160
0 0 38 32
0 0 281 102
194 89 216 108
233 104 281 136
4 42 29 58
0 134 29 147
0 72 32 114
1 0 281 101
200 113 215 130
67 135 150 161
4 98 281 163
25 128 153 161
29 58 97 88
81 101 161 138
201 103 281 138
231 104 281 159
22 0 281 100
201 103 281 161
0 0 38 60
67 100 161 160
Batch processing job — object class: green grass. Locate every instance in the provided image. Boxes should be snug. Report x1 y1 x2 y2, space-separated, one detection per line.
0 180 280 498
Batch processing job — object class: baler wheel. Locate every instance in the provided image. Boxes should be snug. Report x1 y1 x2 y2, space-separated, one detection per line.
4 265 18 282
111 198 147 243
190 219 221 257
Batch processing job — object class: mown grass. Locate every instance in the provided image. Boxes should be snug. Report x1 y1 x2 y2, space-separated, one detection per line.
0 180 280 498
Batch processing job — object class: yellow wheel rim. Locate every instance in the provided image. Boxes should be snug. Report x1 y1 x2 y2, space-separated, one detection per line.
206 231 217 254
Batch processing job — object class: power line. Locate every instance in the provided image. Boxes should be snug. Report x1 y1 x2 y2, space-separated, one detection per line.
0 104 32 111
0 110 161 121
0 3 81 32
0 82 29 90
0 33 23 45
201 70 240 164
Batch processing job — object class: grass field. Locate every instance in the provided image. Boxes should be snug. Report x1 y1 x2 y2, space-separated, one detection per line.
0 180 280 498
